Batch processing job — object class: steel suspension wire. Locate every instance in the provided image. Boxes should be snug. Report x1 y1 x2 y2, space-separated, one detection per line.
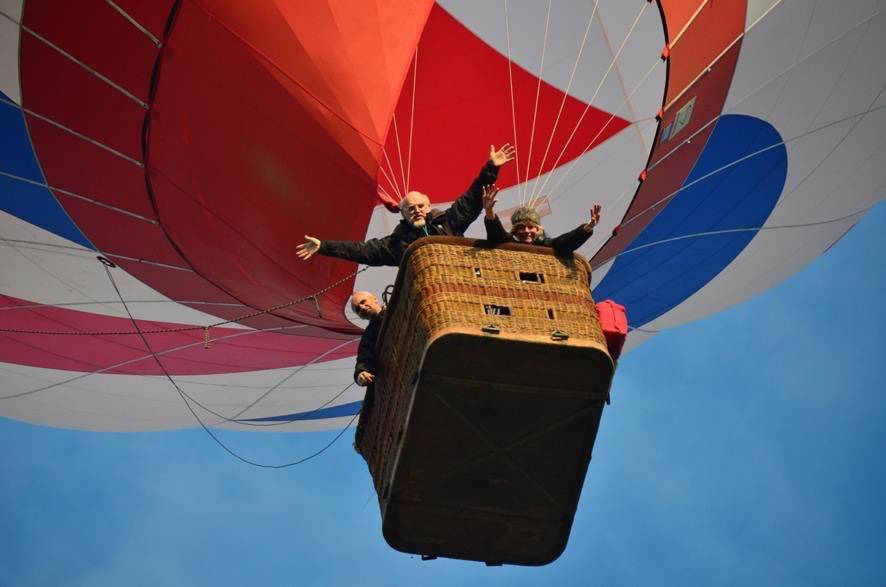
503 0 522 192
0 266 368 337
521 0 553 205
530 0 650 208
406 47 419 192
101 264 360 466
526 0 600 207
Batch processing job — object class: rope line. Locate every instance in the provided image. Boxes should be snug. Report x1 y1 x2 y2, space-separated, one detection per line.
530 0 649 208
591 206 873 270
0 267 368 336
527 0 600 206
503 0 522 191
521 0 553 205
406 47 419 192
104 263 357 466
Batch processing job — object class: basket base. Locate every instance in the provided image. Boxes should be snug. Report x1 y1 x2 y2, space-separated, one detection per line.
380 331 613 566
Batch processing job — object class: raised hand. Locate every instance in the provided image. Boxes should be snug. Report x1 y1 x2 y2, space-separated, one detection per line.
489 143 516 167
296 235 321 260
482 184 500 219
583 203 602 232
356 371 375 386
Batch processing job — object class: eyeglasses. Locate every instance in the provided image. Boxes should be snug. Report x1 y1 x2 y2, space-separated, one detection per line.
512 223 539 231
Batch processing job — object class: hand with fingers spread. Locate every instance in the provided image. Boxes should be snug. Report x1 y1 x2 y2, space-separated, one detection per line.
489 143 516 167
296 235 320 260
356 371 375 387
583 203 603 233
482 184 500 220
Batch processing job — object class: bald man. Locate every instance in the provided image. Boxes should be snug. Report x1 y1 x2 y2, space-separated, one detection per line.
351 290 384 452
351 291 384 387
296 144 516 267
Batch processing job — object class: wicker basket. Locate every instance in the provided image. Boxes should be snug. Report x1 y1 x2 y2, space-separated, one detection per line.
357 237 613 566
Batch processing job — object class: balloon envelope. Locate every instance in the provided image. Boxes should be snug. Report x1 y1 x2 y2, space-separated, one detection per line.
1 0 883 430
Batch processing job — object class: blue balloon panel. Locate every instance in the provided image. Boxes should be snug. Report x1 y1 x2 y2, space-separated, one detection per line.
594 115 788 327
241 400 362 423
0 93 92 249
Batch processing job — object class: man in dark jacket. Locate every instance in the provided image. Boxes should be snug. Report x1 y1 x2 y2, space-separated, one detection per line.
351 290 384 453
482 185 602 256
296 144 516 266
351 291 384 386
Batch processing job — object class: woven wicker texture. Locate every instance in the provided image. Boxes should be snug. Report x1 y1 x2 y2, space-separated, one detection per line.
358 237 607 496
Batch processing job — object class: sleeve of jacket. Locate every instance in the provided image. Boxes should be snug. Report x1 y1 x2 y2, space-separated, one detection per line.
484 215 512 244
549 225 594 256
444 161 501 236
318 235 401 267
353 327 378 383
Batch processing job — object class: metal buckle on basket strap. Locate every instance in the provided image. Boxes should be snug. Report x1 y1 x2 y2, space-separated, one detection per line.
550 329 569 341
482 324 501 335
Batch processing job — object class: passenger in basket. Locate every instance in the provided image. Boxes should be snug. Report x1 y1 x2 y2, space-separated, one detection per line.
296 144 517 267
482 186 602 256
351 291 384 387
351 290 384 453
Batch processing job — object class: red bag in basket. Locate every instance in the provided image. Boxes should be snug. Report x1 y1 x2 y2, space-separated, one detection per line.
595 300 627 362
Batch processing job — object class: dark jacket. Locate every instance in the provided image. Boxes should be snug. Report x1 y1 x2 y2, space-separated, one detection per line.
484 215 594 256
319 161 500 266
354 311 384 384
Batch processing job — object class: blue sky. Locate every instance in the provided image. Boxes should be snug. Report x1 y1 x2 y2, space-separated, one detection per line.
2 203 884 586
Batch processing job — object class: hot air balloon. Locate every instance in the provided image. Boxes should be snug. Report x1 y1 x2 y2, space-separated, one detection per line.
1 0 884 440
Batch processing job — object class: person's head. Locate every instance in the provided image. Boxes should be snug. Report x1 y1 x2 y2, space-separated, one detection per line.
350 291 382 320
400 191 431 227
510 207 543 244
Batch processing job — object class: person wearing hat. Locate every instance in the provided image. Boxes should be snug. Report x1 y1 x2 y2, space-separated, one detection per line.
296 144 516 267
482 185 602 255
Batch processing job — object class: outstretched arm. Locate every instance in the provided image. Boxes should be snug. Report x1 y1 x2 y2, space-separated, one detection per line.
320 236 402 267
550 204 603 255
298 235 402 267
445 144 516 235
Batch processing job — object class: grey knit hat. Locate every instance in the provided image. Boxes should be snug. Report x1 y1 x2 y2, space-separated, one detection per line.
510 206 542 227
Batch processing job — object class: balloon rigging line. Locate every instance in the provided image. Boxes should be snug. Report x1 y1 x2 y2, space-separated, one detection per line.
391 112 408 194
664 0 787 112
503 0 522 191
649 1 884 176
0 324 307 400
616 101 886 234
0 299 250 311
668 0 713 48
0 237 192 274
767 43 886 215
0 170 159 223
527 0 599 207
543 57 662 205
0 234 147 324
0 96 143 166
0 238 91 254
103 263 357 465
600 204 875 334
553 2 885 211
104 0 162 46
591 206 873 271
521 0 553 205
406 46 419 192
229 339 357 420
555 116 657 207
0 266 368 336
530 0 650 209
188 0 383 147
377 185 396 205
0 10 150 109
380 149 404 199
